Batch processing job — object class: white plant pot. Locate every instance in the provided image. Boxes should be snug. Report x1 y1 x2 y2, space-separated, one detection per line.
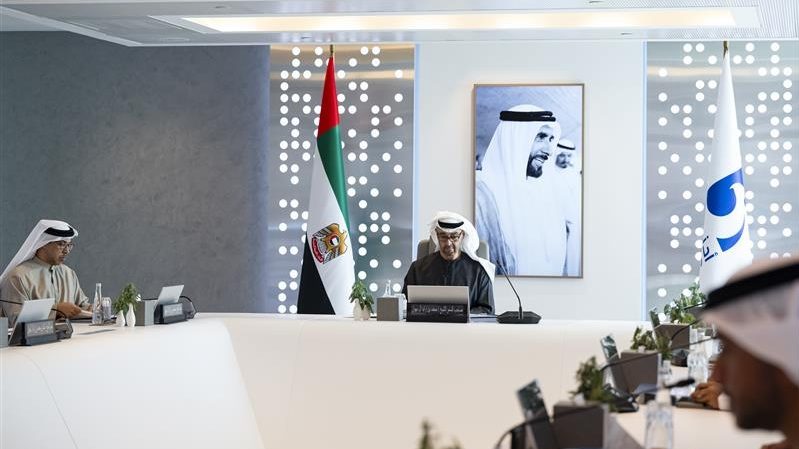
125 305 137 327
353 303 371 321
115 313 126 327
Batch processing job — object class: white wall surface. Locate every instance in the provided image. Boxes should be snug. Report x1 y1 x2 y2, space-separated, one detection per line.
416 41 645 320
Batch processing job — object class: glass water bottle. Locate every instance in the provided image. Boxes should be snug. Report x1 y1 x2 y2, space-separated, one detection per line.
91 283 104 325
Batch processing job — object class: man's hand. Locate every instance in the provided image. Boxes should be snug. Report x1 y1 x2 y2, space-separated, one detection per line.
55 302 82 318
690 380 723 409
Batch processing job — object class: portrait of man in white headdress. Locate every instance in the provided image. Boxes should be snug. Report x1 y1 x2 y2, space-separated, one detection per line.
474 85 583 277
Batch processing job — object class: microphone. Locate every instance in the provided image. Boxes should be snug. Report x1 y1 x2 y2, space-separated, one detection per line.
681 300 708 310
495 264 541 324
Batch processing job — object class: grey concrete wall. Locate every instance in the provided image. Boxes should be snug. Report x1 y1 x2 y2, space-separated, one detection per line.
0 32 271 312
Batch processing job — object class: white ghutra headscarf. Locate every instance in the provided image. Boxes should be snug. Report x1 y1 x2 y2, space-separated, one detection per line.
428 211 495 284
703 254 799 386
478 105 565 275
0 219 78 285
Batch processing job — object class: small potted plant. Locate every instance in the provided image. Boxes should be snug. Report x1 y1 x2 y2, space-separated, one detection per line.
349 280 374 321
418 419 462 449
615 326 668 393
112 283 140 327
656 282 706 350
553 356 611 448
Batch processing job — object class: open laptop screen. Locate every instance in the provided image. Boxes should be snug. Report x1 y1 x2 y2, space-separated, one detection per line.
406 285 468 304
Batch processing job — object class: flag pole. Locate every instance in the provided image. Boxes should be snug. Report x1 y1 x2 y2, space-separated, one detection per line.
329 44 335 57
723 40 728 56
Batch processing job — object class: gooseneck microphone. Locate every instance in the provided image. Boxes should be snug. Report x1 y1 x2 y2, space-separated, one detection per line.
495 264 541 324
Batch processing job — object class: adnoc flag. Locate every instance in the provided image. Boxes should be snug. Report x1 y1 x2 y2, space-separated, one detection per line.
699 45 753 293
297 52 356 314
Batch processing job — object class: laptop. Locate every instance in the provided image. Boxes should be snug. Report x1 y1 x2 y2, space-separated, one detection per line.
8 298 55 343
156 285 184 306
517 380 559 449
14 298 55 326
600 334 619 361
406 285 469 304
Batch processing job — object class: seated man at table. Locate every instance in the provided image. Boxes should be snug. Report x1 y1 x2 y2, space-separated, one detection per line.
0 219 90 321
402 211 495 314
703 255 799 449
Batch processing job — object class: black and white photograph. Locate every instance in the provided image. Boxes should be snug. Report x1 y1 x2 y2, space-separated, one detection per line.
474 84 584 277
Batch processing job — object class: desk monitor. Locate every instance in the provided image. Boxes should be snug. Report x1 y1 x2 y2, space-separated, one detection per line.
600 334 618 361
9 298 55 343
156 285 184 306
406 285 468 304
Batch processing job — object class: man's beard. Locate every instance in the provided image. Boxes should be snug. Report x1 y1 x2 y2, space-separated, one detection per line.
527 156 544 178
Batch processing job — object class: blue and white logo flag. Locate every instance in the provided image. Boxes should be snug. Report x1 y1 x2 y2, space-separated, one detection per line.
699 49 753 293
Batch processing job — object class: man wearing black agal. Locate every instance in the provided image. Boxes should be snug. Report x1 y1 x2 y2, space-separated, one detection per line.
402 211 495 314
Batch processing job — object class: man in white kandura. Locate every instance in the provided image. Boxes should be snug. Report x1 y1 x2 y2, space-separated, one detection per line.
0 219 90 321
402 212 496 314
476 104 575 276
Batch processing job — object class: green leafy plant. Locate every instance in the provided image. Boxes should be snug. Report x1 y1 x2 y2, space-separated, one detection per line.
630 326 672 360
662 282 705 324
418 419 462 449
112 283 140 315
570 356 615 405
349 280 374 313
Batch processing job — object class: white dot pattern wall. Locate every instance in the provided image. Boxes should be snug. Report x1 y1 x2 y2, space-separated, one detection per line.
647 41 798 312
268 45 415 312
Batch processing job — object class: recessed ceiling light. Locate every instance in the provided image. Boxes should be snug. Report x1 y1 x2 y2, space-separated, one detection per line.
169 7 758 33
157 37 191 42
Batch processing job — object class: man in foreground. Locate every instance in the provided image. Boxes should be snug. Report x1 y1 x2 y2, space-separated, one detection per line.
704 255 799 448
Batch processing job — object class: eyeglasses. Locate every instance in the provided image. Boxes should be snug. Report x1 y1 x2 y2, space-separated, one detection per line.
53 241 74 251
436 231 463 242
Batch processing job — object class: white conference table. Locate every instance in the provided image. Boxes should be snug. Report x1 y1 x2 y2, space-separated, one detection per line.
0 314 783 449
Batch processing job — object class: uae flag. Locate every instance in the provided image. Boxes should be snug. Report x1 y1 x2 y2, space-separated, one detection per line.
699 45 753 293
297 53 356 314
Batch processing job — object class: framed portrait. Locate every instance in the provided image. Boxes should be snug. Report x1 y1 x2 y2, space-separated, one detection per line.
474 84 584 278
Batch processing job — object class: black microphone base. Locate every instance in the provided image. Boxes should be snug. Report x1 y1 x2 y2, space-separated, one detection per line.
497 311 541 324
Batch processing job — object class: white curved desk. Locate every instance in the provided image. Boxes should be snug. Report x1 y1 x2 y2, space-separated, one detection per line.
1 319 263 449
0 314 782 449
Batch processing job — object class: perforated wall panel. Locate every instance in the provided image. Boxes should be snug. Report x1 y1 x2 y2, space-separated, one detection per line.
646 41 798 312
267 44 415 313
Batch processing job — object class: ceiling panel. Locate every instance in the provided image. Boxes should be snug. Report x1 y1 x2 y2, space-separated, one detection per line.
1 0 796 46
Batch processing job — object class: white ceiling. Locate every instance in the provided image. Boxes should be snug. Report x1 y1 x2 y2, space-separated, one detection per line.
0 0 797 46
